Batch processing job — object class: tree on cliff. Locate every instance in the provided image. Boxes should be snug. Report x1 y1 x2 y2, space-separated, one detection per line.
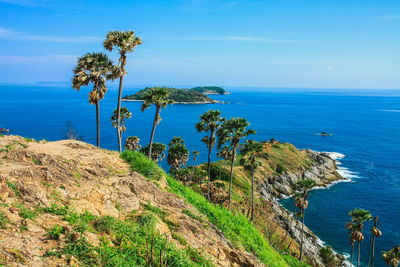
111 107 132 145
195 110 225 200
217 146 230 181
141 87 174 160
345 220 357 265
167 137 189 171
348 208 372 267
103 30 142 152
191 150 200 171
217 117 256 211
294 178 316 261
140 142 166 163
240 140 263 221
72 52 114 148
382 245 400 267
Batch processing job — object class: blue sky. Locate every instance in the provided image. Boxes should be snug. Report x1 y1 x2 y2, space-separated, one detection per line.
0 0 399 89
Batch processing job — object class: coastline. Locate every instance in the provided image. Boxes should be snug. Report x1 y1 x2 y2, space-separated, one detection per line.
261 150 349 266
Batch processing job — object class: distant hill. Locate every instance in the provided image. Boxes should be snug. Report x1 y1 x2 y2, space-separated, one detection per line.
191 86 228 95
123 86 228 104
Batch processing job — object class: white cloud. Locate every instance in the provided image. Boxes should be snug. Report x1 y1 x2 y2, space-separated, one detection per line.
172 36 301 44
0 27 101 43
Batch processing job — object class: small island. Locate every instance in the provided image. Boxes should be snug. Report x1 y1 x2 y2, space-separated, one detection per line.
122 86 228 104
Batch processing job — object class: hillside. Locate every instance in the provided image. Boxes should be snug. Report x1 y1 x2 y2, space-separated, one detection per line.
0 135 307 267
185 140 345 266
191 87 228 95
122 87 227 104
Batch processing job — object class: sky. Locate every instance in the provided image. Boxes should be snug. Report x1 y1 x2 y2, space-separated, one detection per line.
0 0 399 89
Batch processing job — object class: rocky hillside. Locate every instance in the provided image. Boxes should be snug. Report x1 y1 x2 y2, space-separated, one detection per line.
0 135 305 267
191 140 345 266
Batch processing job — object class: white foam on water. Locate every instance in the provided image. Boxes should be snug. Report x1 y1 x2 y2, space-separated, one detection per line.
377 109 400 113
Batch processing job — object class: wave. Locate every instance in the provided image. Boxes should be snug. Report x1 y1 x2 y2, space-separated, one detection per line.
322 152 360 180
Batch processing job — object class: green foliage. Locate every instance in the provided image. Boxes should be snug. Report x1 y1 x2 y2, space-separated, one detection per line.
171 167 205 184
94 216 116 234
47 224 65 240
142 202 167 220
15 204 37 220
319 246 336 266
140 143 166 163
167 137 189 170
0 211 9 229
183 209 203 222
32 158 40 165
121 150 164 180
124 86 217 103
42 203 70 215
191 86 226 95
172 232 188 245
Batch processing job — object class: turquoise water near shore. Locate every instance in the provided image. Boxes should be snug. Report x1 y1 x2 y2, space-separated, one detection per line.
1 85 399 266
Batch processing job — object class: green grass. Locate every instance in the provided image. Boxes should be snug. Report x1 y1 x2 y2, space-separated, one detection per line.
120 151 308 267
121 150 164 180
172 232 188 245
0 211 9 229
43 204 212 266
7 181 20 197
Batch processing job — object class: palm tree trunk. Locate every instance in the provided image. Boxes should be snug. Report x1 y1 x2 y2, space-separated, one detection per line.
246 188 251 218
371 236 376 267
116 57 126 153
250 170 255 221
357 241 361 267
219 158 222 179
368 238 372 267
207 146 212 200
299 209 305 261
148 106 160 159
350 245 354 266
228 150 235 211
96 97 100 148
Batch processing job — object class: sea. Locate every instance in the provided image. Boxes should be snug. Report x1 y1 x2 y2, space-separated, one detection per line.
1 84 399 266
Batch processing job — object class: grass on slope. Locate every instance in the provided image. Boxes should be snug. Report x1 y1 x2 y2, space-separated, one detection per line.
121 150 308 267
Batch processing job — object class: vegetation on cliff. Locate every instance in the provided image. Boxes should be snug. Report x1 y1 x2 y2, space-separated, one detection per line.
123 87 225 103
191 86 227 95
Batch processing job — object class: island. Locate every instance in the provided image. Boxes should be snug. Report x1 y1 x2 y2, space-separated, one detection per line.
122 86 228 104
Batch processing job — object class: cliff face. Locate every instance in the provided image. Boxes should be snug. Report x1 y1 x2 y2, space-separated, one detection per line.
257 149 342 198
0 136 262 266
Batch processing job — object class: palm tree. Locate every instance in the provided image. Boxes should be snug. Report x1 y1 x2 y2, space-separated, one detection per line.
125 136 141 151
191 150 200 171
368 216 382 267
240 140 263 221
195 110 225 200
294 178 316 261
111 107 132 143
217 146 229 180
382 246 400 267
141 87 174 159
103 30 142 152
349 208 373 267
217 117 256 211
167 137 189 171
72 52 114 147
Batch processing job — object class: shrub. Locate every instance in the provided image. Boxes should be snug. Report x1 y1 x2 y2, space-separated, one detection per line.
47 224 65 240
319 246 336 266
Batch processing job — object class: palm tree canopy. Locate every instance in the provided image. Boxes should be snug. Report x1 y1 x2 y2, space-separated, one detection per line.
195 110 225 148
191 150 200 157
382 245 400 267
216 117 256 150
103 30 142 56
72 52 114 104
125 136 141 151
349 208 373 223
111 107 132 121
140 87 174 112
240 140 263 172
141 142 166 162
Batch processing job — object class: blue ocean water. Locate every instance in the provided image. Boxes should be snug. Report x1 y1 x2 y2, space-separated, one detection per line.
1 85 399 266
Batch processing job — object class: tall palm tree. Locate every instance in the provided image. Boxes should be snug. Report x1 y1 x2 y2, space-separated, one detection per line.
349 208 373 267
382 246 400 267
191 150 200 171
217 117 256 211
294 178 316 261
111 107 132 143
167 137 189 171
72 52 114 147
368 216 382 267
103 30 142 152
141 87 174 159
195 110 225 200
240 140 263 221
